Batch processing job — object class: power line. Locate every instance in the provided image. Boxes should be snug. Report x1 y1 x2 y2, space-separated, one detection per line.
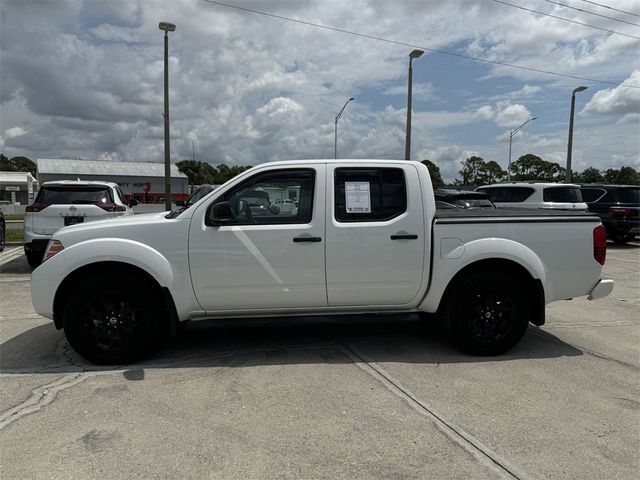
201 0 639 89
542 0 640 27
492 0 640 39
578 0 640 18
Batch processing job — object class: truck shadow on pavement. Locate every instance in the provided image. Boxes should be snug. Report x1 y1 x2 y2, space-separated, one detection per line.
1 315 583 375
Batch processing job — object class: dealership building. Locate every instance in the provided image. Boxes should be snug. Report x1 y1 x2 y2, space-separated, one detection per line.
37 158 188 203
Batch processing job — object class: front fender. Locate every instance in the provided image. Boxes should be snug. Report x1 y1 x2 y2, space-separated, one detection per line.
32 238 174 320
60 238 174 287
420 237 549 313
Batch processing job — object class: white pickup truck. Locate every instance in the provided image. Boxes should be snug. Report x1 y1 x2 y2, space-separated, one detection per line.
31 160 614 364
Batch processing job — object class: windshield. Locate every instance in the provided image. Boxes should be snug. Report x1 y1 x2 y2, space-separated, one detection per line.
543 187 583 203
454 199 494 208
35 186 113 205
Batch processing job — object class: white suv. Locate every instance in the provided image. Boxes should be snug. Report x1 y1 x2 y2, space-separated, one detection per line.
476 183 588 212
25 180 133 267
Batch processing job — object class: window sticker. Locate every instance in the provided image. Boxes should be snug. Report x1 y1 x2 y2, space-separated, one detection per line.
345 181 371 213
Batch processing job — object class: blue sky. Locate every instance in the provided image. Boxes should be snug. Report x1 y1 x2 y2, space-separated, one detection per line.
1 0 639 181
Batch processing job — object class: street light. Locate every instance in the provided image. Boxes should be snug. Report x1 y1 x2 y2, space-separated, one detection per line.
334 97 354 159
507 117 537 181
566 86 588 183
404 49 424 160
159 21 176 211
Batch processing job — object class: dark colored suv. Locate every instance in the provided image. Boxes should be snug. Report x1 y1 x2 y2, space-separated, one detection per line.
434 189 495 209
579 185 639 244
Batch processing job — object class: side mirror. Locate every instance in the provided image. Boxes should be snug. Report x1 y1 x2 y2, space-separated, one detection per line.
175 200 185 207
128 199 140 207
209 201 235 225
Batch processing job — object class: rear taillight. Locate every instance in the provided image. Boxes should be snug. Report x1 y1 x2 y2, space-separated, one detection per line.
98 203 127 212
25 202 50 212
609 207 633 219
593 225 607 266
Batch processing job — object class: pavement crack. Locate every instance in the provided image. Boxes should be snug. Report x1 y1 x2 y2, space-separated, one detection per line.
330 334 529 480
0 373 88 430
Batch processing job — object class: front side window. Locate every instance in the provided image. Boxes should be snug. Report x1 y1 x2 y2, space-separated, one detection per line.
543 187 583 202
212 169 315 225
335 168 406 222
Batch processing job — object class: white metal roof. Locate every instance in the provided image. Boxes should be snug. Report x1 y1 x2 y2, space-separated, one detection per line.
0 172 37 184
37 158 187 178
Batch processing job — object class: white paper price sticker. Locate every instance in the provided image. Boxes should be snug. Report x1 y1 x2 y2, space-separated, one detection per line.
345 181 371 213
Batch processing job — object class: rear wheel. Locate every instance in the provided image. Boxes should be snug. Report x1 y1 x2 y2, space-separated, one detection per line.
63 273 162 364
447 271 530 356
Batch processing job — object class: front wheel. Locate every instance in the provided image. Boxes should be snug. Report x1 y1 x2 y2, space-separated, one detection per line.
447 271 530 356
63 273 162 364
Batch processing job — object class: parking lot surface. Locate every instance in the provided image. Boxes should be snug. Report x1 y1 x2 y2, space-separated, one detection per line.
1 243 638 479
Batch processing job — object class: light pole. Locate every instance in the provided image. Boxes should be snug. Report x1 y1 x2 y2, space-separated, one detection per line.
404 49 424 160
159 21 176 211
334 97 354 159
507 117 537 181
566 86 588 183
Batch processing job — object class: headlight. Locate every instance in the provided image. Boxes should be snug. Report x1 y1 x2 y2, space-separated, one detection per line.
43 240 64 262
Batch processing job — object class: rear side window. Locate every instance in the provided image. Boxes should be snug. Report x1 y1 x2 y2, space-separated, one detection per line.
335 168 406 222
481 187 534 203
617 188 639 204
543 187 583 202
580 188 606 203
35 187 113 205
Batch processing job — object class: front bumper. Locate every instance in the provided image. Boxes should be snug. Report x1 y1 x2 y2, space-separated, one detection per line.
588 279 615 300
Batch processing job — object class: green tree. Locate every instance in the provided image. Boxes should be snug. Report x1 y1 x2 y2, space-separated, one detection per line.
481 160 506 184
176 160 217 188
509 154 565 182
0 154 37 176
420 159 444 188
456 156 487 186
574 167 603 184
602 166 639 185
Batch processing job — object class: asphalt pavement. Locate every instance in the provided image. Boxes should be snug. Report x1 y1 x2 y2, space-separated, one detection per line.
0 242 638 479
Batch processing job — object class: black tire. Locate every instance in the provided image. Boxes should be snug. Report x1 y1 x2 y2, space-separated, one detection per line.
25 250 42 268
63 273 163 364
446 270 530 356
0 221 5 252
611 233 634 244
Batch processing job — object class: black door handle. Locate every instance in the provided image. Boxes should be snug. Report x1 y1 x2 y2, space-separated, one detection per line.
390 234 418 240
293 236 322 243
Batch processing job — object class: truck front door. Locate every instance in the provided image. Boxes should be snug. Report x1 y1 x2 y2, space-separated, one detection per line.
188 165 327 312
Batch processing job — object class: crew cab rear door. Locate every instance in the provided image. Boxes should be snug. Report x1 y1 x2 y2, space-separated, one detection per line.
325 163 426 306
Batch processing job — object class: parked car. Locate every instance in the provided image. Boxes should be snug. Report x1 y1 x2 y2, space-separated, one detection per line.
476 183 587 211
434 189 495 209
579 184 640 244
0 210 5 252
24 180 134 268
31 160 613 364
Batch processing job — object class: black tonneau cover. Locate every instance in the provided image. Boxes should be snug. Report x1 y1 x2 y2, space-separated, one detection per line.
435 208 599 224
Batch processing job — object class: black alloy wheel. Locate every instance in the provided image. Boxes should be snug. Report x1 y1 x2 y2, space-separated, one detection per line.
448 271 530 356
63 273 161 364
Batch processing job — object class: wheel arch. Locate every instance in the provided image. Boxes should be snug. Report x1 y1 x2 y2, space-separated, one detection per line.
52 261 178 336
436 258 546 326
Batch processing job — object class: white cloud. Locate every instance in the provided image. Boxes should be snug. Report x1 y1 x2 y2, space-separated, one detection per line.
383 82 435 101
582 70 640 116
3 127 27 139
494 102 532 128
